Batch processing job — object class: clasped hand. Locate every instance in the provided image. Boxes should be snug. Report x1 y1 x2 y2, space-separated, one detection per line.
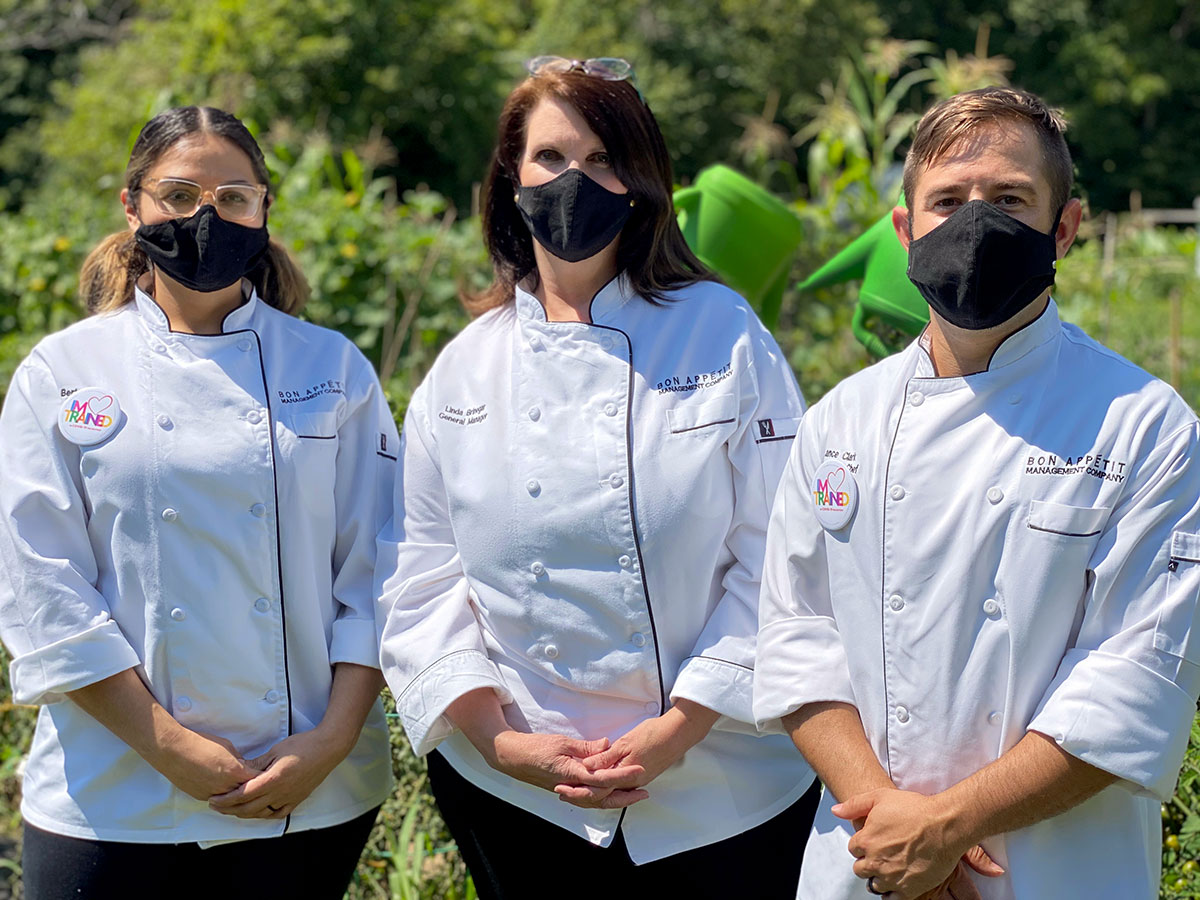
487 702 718 811
832 789 1004 900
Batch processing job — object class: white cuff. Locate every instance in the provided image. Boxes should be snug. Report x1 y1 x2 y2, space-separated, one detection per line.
9 619 142 705
753 615 856 733
396 649 512 756
1029 648 1198 800
671 655 759 735
329 615 382 669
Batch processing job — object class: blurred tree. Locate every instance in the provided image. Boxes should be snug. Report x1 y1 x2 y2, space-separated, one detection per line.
0 0 137 209
33 0 523 208
879 0 1200 211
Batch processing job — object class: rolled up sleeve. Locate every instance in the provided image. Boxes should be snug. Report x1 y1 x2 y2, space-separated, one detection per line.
1029 421 1200 799
753 411 856 733
0 358 141 705
328 354 401 669
671 321 805 731
375 393 510 756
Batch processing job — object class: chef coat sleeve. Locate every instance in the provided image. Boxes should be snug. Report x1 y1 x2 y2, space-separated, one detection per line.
328 354 401 669
0 356 142 705
752 404 858 734
375 390 511 756
670 320 806 731
1028 420 1200 800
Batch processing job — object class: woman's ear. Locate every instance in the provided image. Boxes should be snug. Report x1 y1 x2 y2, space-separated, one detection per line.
121 188 140 232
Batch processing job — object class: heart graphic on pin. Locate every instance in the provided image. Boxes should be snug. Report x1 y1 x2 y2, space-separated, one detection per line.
83 394 114 414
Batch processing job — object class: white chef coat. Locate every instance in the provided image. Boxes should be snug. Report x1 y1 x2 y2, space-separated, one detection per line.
0 285 397 843
754 301 1200 900
376 275 816 863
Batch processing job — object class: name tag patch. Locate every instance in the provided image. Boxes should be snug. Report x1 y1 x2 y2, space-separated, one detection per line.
812 459 857 530
58 387 122 445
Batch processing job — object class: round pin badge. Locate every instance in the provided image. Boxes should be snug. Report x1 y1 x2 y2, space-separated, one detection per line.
58 387 122 446
812 458 858 530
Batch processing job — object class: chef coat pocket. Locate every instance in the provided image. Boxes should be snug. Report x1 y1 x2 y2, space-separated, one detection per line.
667 393 737 436
289 411 340 440
1154 531 1200 664
1026 500 1110 538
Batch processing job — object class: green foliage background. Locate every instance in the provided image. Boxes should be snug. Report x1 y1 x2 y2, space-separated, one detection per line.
2 1 1200 898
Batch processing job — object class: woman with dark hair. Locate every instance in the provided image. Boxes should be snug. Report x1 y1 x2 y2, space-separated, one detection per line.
0 106 395 899
377 59 819 898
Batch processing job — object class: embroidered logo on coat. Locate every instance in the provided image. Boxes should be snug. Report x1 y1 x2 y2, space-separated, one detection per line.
439 404 488 425
758 419 776 438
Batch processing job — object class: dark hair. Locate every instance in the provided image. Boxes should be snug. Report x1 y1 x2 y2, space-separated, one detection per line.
903 86 1074 213
468 70 709 315
80 106 309 315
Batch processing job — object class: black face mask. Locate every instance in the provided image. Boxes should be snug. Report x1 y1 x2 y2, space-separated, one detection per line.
516 168 633 263
135 205 270 293
906 199 1061 331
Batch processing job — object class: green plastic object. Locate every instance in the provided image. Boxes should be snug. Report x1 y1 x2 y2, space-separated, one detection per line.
798 208 930 357
674 165 803 330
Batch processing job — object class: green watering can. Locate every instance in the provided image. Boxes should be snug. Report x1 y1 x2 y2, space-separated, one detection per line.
797 205 929 358
674 165 804 330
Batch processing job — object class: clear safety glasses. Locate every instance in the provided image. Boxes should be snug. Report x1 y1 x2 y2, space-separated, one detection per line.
140 178 269 222
525 56 643 99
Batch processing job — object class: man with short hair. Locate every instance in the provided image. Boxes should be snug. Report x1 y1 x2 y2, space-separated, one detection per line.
754 86 1200 900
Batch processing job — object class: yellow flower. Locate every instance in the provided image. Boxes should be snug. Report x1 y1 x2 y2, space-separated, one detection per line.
30 276 48 292
339 243 359 259
53 237 72 253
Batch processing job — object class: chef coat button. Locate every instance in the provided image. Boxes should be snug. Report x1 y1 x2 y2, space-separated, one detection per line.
631 632 647 648
237 338 252 352
987 710 1002 725
265 690 281 703
161 507 178 522
909 391 925 407
601 336 615 350
152 343 168 354
156 414 172 429
987 487 1004 504
254 597 270 613
176 696 192 712
530 561 546 576
528 336 543 351
526 479 541 496
618 554 632 568
1008 394 1021 405
895 705 910 724
246 410 262 425
983 598 1000 616
528 407 541 421
610 475 624 489
250 503 267 518
170 607 186 621
603 402 618 417
889 485 905 501
644 701 660 715
544 644 559 659
889 595 904 611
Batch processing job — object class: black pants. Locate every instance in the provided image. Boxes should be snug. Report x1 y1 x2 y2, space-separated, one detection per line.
21 805 380 900
427 750 821 900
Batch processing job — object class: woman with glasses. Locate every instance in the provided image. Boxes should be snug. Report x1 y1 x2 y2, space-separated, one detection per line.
0 106 395 899
377 59 819 898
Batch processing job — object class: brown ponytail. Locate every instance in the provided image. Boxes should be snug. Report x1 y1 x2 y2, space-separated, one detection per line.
248 238 310 316
79 231 151 314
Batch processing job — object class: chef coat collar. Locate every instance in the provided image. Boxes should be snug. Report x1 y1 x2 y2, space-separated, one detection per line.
514 273 635 324
914 298 1061 378
134 277 261 334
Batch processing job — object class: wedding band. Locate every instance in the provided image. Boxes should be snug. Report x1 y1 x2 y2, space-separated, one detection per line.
267 805 282 812
866 876 885 895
